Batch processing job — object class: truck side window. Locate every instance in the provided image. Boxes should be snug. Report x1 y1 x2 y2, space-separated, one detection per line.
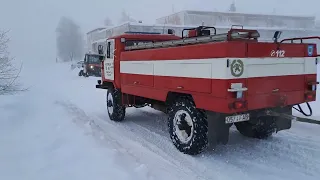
107 42 111 58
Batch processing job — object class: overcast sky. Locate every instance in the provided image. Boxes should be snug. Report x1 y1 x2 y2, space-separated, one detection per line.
1 0 319 62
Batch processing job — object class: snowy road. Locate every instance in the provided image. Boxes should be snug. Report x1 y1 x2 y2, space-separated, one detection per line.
1 62 319 180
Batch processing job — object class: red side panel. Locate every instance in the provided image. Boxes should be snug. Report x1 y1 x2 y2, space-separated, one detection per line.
121 85 168 101
245 75 306 110
121 74 154 87
154 76 212 94
247 75 305 95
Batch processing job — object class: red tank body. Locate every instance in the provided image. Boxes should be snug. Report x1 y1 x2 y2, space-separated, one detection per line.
101 34 317 113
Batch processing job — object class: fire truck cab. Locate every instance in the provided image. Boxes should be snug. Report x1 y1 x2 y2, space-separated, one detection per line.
96 27 319 155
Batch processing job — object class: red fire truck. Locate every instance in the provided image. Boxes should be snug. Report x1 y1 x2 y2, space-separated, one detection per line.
96 26 319 155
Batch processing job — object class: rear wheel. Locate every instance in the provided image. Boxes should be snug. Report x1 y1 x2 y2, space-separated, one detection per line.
235 116 277 139
106 88 126 122
168 96 208 155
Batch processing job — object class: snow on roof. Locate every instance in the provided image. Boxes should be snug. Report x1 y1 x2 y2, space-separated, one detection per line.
181 10 315 19
86 27 107 34
101 22 318 32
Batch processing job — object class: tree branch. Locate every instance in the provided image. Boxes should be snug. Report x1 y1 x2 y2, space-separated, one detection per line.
0 29 26 95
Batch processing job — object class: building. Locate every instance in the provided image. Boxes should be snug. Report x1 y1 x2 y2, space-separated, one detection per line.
156 10 316 29
86 22 195 54
156 10 319 40
86 10 320 53
86 27 108 53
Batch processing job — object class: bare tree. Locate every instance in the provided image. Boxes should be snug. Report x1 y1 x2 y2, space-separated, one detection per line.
118 10 136 24
228 1 236 12
0 30 23 95
56 16 84 62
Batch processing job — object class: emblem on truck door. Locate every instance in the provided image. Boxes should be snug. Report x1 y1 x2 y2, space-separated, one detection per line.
230 59 244 77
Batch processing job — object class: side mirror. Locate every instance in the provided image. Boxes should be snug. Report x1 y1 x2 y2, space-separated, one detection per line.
273 31 282 43
98 45 104 55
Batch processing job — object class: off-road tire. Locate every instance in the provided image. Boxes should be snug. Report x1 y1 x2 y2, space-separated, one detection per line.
78 70 83 76
235 116 277 139
84 72 89 77
106 88 126 122
168 96 208 155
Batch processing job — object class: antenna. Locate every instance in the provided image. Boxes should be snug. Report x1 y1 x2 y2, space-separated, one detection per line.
162 17 167 34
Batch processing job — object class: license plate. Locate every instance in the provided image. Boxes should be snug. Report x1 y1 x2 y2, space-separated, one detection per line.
225 113 250 124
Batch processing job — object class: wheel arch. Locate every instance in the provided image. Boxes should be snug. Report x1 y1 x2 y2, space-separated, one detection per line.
98 81 115 90
166 91 195 106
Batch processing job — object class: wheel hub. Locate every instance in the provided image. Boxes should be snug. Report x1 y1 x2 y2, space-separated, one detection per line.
107 93 114 115
174 110 194 143
177 113 192 137
107 100 113 107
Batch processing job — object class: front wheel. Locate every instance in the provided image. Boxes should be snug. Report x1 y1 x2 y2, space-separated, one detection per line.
78 70 84 76
84 72 89 77
168 96 208 155
106 88 126 122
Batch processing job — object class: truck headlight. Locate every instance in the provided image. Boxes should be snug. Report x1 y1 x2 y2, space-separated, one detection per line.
90 65 94 69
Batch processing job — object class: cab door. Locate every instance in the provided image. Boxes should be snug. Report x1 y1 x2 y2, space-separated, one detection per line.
104 39 115 81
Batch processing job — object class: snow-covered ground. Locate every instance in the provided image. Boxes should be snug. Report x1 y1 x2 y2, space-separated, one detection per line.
1 61 320 180
292 65 320 121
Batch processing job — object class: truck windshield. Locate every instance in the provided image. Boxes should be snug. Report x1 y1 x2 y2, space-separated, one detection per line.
87 55 103 64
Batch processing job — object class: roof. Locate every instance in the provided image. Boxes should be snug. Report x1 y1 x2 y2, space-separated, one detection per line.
162 10 316 19
86 27 106 34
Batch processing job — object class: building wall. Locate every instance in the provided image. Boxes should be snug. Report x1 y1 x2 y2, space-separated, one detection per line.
155 12 186 25
156 10 316 29
87 11 320 53
86 22 197 53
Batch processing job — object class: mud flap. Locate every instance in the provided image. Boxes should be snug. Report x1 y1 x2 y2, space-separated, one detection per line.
207 112 231 149
268 106 293 132
275 116 292 132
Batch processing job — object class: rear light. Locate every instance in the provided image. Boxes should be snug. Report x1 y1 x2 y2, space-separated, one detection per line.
227 83 248 99
305 92 315 101
234 101 245 109
229 101 246 109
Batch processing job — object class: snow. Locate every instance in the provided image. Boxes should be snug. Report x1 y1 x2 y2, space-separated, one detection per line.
1 61 320 180
292 64 320 121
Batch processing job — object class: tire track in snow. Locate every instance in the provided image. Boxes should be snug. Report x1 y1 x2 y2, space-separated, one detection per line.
117 107 320 180
56 100 320 180
95 111 217 180
55 100 205 180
